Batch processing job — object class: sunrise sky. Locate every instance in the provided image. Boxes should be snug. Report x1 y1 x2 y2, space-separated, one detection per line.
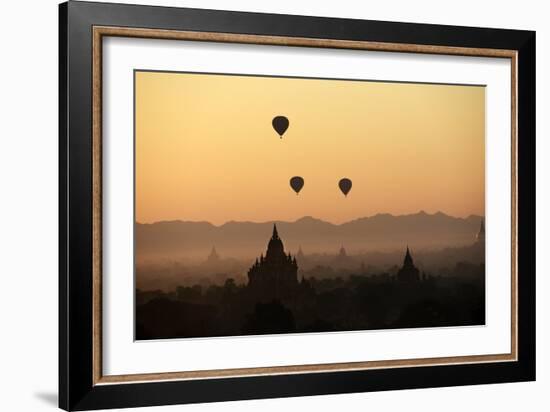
135 71 485 225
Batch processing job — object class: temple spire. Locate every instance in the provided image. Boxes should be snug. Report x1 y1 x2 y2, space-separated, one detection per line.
272 223 279 239
398 245 420 281
476 219 485 243
404 245 413 266
207 246 220 262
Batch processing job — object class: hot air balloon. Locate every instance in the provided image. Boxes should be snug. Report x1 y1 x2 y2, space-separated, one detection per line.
272 116 289 138
290 176 304 195
338 178 352 197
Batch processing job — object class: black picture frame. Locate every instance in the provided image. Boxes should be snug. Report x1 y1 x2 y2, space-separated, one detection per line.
59 1 536 410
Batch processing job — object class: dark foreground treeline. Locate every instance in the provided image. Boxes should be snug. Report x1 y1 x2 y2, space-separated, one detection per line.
136 262 485 340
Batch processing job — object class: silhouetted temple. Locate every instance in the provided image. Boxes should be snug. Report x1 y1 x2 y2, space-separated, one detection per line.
332 244 352 268
476 219 485 244
396 246 420 282
248 224 298 301
338 245 347 257
206 246 220 263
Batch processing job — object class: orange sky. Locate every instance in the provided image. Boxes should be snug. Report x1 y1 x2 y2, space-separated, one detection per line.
135 71 485 225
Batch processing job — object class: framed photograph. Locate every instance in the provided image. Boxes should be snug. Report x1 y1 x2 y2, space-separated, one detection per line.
59 1 535 410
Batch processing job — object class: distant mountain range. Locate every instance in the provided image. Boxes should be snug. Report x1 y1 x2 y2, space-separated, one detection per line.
136 212 484 262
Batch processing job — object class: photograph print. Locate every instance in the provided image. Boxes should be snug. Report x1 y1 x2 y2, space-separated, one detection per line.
134 70 486 340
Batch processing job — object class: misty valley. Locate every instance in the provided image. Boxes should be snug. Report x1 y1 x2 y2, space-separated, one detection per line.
136 213 486 340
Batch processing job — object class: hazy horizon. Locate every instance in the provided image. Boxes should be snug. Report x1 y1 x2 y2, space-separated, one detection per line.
136 211 485 263
136 209 485 226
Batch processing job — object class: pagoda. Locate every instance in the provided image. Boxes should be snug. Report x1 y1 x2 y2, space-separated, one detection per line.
396 246 420 282
247 224 298 300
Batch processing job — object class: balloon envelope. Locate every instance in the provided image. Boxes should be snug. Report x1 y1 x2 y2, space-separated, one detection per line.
339 178 352 196
272 116 289 138
290 176 304 194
